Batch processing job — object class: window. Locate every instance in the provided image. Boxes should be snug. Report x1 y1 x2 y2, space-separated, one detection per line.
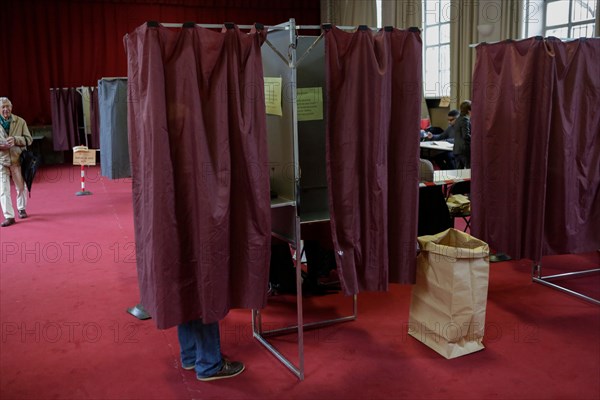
422 0 451 98
375 0 450 97
525 0 597 38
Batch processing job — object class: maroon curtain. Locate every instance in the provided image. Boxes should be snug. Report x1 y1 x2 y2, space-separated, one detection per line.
50 88 82 151
324 26 422 294
125 23 271 329
472 37 600 263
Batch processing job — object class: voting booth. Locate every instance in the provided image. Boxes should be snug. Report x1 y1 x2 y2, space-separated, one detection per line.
125 18 422 381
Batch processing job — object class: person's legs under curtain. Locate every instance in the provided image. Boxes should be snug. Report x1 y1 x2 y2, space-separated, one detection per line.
177 319 222 376
177 318 245 381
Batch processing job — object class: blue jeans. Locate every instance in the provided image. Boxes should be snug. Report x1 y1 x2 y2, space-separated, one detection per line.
177 319 222 378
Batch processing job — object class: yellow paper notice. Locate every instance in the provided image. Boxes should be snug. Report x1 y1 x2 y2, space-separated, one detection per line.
264 77 283 116
296 87 323 121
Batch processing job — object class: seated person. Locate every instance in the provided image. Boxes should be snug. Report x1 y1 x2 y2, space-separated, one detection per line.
425 109 458 142
424 109 459 169
419 158 434 182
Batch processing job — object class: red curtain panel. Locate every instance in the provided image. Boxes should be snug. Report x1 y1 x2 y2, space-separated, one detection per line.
49 88 83 151
324 26 422 294
0 1 320 125
471 37 600 263
125 23 271 329
89 88 100 149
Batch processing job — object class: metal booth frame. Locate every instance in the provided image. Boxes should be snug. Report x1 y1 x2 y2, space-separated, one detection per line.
532 257 600 306
253 19 369 381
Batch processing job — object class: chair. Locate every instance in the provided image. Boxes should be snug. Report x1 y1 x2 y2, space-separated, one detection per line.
427 126 444 135
419 158 434 183
446 181 471 232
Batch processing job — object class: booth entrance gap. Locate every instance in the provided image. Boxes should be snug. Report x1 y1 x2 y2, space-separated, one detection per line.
253 19 362 380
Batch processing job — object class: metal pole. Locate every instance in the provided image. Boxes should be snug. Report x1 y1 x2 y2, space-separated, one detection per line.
75 165 92 196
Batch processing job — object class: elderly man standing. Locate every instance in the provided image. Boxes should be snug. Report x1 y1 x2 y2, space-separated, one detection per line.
0 97 32 227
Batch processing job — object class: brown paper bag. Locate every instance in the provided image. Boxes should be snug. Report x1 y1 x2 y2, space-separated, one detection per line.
446 193 470 213
408 228 490 359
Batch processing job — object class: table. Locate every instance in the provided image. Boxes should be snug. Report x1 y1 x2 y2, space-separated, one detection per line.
420 140 454 152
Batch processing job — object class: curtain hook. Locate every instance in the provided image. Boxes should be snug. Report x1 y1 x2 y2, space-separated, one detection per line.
543 37 556 57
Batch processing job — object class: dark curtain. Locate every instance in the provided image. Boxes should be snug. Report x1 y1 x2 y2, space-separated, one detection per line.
472 37 600 263
89 88 100 149
50 88 82 151
324 26 422 294
0 0 320 125
125 23 271 329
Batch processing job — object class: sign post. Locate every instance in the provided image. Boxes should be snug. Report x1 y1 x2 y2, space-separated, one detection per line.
72 146 96 196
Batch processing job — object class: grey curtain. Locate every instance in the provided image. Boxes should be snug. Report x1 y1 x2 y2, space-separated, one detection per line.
381 0 422 29
99 78 130 179
596 0 600 36
450 0 479 109
321 0 377 26
499 0 523 40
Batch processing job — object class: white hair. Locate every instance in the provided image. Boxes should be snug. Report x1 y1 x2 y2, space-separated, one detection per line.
0 97 12 107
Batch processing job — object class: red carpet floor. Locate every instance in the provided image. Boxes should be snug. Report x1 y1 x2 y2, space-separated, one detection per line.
1 165 599 399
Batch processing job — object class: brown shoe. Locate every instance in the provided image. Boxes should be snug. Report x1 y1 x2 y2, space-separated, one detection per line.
197 360 245 381
18 209 27 219
1 218 16 227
